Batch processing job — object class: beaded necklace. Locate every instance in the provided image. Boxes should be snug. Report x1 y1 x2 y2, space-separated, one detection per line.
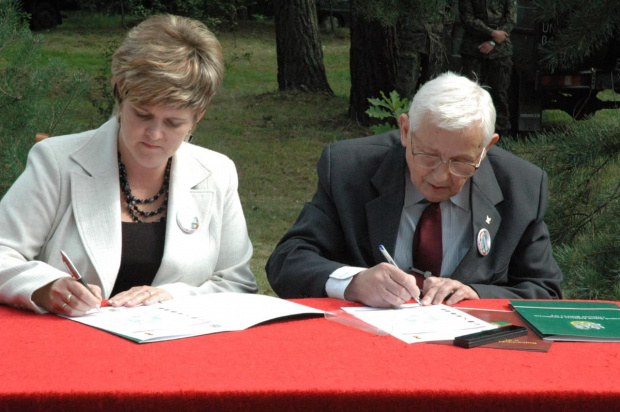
118 152 171 223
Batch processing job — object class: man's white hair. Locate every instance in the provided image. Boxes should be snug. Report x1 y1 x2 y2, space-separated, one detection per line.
407 71 496 146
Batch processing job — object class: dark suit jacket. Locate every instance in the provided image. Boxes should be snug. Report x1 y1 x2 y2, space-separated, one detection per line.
266 130 563 300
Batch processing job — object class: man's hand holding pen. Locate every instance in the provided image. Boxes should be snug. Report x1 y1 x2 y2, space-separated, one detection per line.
364 244 480 307
344 263 420 308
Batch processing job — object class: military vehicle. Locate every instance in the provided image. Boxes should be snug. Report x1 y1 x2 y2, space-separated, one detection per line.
450 0 620 132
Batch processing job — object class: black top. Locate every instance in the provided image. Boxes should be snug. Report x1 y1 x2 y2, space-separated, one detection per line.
111 221 166 297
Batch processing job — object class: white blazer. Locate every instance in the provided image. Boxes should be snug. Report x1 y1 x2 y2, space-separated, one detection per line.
0 118 257 313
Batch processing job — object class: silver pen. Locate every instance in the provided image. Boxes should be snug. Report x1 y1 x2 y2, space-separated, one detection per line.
378 244 422 305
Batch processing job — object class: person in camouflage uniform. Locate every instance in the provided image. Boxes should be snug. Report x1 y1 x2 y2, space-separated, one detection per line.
395 12 448 100
459 0 516 133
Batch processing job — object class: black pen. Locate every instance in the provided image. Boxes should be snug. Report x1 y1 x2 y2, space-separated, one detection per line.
378 244 422 305
60 250 101 311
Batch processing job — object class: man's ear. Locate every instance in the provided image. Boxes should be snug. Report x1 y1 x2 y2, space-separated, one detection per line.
399 113 410 147
487 133 500 151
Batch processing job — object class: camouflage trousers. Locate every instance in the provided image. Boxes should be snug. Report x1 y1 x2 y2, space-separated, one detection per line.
395 52 446 101
461 56 513 132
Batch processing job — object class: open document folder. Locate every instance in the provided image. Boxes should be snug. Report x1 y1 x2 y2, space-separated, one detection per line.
334 304 496 344
60 293 324 343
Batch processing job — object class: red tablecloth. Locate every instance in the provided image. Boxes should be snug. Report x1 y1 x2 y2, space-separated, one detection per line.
1 298 619 412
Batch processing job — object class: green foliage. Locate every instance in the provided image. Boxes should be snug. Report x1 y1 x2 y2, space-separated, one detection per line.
0 0 88 198
89 42 117 121
251 14 271 23
501 113 620 300
554 238 620 301
532 0 620 71
353 0 399 26
365 90 410 134
78 0 254 31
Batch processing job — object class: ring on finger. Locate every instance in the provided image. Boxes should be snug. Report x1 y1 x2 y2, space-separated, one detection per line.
62 302 68 310
65 293 72 303
147 290 155 296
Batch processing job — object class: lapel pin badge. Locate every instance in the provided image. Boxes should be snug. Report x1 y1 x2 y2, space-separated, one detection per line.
176 210 199 234
486 215 492 225
477 228 491 256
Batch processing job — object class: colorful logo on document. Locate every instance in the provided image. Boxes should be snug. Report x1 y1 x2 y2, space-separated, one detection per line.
570 321 605 330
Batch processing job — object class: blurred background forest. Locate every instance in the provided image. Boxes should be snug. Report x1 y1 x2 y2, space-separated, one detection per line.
1 0 619 299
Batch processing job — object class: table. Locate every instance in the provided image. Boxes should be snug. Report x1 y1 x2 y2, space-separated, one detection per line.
1 298 619 411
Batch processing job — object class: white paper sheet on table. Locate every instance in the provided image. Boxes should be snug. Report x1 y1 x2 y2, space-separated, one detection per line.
60 293 324 343
342 303 496 344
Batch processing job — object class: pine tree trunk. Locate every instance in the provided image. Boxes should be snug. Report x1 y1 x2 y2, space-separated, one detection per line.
348 0 397 125
273 0 333 94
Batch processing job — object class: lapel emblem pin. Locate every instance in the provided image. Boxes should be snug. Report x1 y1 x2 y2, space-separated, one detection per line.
177 210 199 234
486 215 492 225
477 228 491 256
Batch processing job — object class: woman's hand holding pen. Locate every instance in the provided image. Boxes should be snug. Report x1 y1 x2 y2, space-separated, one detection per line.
344 262 420 308
32 277 103 316
107 285 172 308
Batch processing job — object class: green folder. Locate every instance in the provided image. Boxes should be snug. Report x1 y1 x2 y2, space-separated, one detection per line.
509 300 620 342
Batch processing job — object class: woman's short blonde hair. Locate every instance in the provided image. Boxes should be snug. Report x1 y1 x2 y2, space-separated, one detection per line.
111 14 224 116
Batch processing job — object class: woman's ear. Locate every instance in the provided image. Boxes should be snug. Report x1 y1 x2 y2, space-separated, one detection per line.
196 111 206 124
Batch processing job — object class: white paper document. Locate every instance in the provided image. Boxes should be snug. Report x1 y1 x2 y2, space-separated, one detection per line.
342 304 496 344
61 293 324 343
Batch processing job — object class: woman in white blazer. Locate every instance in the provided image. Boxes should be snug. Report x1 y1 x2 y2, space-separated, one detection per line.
0 14 257 316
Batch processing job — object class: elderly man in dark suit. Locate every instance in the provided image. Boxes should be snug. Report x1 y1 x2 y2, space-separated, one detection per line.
266 72 562 308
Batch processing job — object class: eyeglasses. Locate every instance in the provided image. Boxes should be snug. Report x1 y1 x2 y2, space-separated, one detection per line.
409 133 486 178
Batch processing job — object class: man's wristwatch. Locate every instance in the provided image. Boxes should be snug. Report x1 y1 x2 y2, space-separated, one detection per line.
489 40 496 47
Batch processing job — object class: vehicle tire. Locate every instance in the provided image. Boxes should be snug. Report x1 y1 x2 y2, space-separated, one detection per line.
30 2 60 31
321 16 340 30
